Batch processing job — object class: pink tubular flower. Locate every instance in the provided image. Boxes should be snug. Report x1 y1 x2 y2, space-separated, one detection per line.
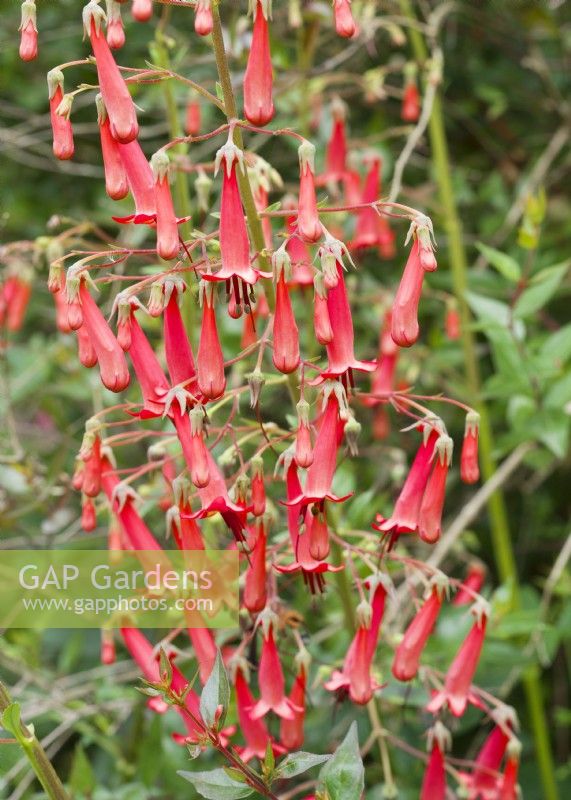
313 273 333 345
244 0 274 126
461 709 517 800
47 70 74 161
101 629 116 665
184 406 210 488
461 411 480 484
115 139 157 223
282 196 314 286
295 399 314 468
207 137 259 311
421 723 451 800
77 324 98 367
251 610 301 720
185 97 201 136
1 274 32 332
81 496 97 532
19 0 38 61
392 575 448 682
194 0 213 36
454 562 486 606
151 151 180 261
197 282 226 400
499 740 521 800
364 309 399 415
123 306 169 415
324 97 347 183
445 301 461 339
418 433 453 544
308 508 329 561
106 0 125 49
373 419 441 543
402 65 420 122
325 574 388 704
232 660 275 762
272 247 300 374
243 518 267 613
83 1 139 144
132 0 153 22
351 156 392 251
188 450 249 544
71 277 130 392
280 649 309 750
96 94 128 200
251 456 266 517
333 0 356 38
297 141 322 243
163 282 198 396
427 599 490 717
81 429 103 497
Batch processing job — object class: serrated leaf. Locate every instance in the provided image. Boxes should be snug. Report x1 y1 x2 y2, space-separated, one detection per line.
178 768 254 799
275 751 331 779
318 722 364 800
476 242 521 282
200 650 230 730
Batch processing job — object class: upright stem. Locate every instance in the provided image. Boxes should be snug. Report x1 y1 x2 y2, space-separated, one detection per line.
398 3 559 798
0 681 71 800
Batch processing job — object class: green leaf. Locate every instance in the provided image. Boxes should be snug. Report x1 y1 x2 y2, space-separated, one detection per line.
275 751 331 780
318 722 364 800
1 703 33 747
540 324 571 365
199 650 230 730
178 768 254 799
514 261 570 318
476 242 521 282
69 743 97 794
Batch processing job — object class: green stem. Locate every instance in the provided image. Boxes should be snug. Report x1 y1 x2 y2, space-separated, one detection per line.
0 681 71 800
398 3 559 798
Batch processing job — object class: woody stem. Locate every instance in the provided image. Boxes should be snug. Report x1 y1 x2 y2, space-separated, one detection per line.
398 3 559 800
0 681 71 800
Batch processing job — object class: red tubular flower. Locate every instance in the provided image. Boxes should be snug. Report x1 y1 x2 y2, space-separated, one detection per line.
106 0 125 49
295 399 314 468
333 0 356 38
392 575 448 681
175 406 210 489
297 141 322 243
461 709 517 799
96 94 129 200
208 138 259 311
77 324 97 367
19 0 38 62
81 496 97 532
185 97 201 136
81 429 103 497
454 562 486 606
232 660 274 762
313 273 334 346
47 70 74 161
421 723 451 800
243 518 267 613
364 309 399 413
1 275 32 332
131 0 153 22
374 420 441 543
101 629 116 665
325 574 388 704
324 97 347 183
244 0 274 126
115 139 157 223
251 611 300 720
418 433 453 544
197 282 226 400
272 247 300 374
73 278 130 392
499 739 521 800
83 1 139 144
251 456 266 517
427 600 490 717
280 649 309 750
352 156 382 250
445 301 461 339
402 64 420 122
461 411 480 484
194 0 213 36
282 196 314 286
189 450 249 543
163 282 198 394
151 151 180 261
308 508 329 561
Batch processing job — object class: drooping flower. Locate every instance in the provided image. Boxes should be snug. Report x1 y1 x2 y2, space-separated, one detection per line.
187 449 249 543
453 562 486 606
96 93 129 200
80 424 103 498
231 659 276 762
373 418 442 545
402 63 420 122
47 69 74 160
297 140 322 243
421 722 451 800
280 648 310 750
244 0 274 126
106 0 125 49
114 139 157 223
308 508 329 561
207 137 259 311
461 708 517 800
0 273 32 332
499 739 521 800
282 195 314 286
363 310 399 441
427 600 490 717
101 629 116 665
194 0 213 36
77 324 98 367
392 575 448 682
185 95 201 136
151 151 180 261
183 406 211 488
333 0 356 38
461 410 480 484
294 399 314 468
324 97 347 184
445 299 461 339
312 273 334 346
81 496 97 532
251 609 301 720
243 517 267 613
131 0 153 23
162 280 198 395
19 0 38 62
197 281 226 400
325 574 389 704
83 1 139 144
251 456 266 517
418 433 453 544
272 246 300 374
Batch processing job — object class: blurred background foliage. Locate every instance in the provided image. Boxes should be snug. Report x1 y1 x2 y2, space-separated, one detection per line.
1 0 570 798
